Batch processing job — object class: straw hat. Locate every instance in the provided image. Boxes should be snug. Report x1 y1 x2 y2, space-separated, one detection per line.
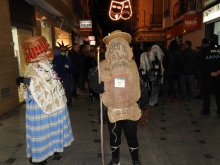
103 30 131 44
22 36 52 62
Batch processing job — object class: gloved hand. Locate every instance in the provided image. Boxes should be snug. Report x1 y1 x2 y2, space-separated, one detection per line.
23 77 31 86
16 77 31 86
16 77 24 86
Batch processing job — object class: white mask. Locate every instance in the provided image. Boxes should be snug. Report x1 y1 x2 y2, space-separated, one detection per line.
61 52 66 56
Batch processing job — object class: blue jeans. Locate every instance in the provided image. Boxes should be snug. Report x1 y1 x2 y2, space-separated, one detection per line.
180 75 195 100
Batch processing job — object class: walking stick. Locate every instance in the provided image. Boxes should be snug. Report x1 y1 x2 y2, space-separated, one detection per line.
97 47 105 165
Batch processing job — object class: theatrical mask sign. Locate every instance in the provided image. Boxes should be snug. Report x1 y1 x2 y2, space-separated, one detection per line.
109 0 132 21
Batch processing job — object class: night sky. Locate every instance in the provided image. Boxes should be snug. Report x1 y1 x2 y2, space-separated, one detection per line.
94 0 131 37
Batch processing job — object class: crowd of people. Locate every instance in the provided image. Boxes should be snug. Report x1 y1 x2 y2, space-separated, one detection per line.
138 35 220 117
15 31 220 165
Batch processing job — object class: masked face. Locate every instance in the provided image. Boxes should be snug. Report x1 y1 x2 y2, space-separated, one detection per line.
121 0 132 20
60 50 66 56
109 0 123 20
151 46 158 53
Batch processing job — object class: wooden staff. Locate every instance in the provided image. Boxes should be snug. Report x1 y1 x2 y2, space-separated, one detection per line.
97 46 105 165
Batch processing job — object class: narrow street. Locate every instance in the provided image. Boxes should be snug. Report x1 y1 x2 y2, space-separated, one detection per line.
0 91 220 165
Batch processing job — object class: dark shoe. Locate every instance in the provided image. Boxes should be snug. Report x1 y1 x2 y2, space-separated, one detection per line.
195 95 202 99
132 160 141 165
154 103 159 106
108 158 120 165
200 110 210 115
91 97 94 104
54 152 60 156
29 158 47 165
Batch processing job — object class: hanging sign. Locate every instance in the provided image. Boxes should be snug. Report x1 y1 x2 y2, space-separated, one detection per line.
183 14 202 31
109 0 132 21
90 40 96 45
203 3 220 23
166 23 183 39
80 20 92 31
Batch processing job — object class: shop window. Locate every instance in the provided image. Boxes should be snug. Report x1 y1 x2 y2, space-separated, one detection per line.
214 21 220 45
55 27 72 47
11 26 32 103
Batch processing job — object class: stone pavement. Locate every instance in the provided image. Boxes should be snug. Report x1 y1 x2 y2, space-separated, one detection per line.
0 91 220 165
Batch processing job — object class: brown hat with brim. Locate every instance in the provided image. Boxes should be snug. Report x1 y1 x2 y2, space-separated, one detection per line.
103 30 131 44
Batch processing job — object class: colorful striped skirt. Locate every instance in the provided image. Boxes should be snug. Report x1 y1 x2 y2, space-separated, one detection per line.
25 92 74 163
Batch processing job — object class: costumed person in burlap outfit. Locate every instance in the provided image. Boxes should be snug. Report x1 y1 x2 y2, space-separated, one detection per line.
92 30 142 165
16 36 74 165
147 45 164 106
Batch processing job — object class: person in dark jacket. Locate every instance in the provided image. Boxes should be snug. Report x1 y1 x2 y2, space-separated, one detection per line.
195 38 209 99
85 50 98 103
53 43 73 106
200 34 220 115
163 40 181 104
180 40 198 102
78 45 87 92
68 42 80 98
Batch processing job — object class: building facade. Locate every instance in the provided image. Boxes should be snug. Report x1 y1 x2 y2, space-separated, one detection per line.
203 0 220 45
131 0 166 46
163 0 205 49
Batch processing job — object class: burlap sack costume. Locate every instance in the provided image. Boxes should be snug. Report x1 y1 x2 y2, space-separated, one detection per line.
100 30 141 123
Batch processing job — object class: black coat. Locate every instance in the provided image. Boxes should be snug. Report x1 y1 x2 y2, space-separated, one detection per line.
163 50 181 75
199 44 220 78
180 48 198 75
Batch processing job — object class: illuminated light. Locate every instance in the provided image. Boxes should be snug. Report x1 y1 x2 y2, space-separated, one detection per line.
109 0 132 21
183 30 186 33
90 40 96 45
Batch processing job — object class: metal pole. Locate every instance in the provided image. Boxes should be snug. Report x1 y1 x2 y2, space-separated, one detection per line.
97 47 105 165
